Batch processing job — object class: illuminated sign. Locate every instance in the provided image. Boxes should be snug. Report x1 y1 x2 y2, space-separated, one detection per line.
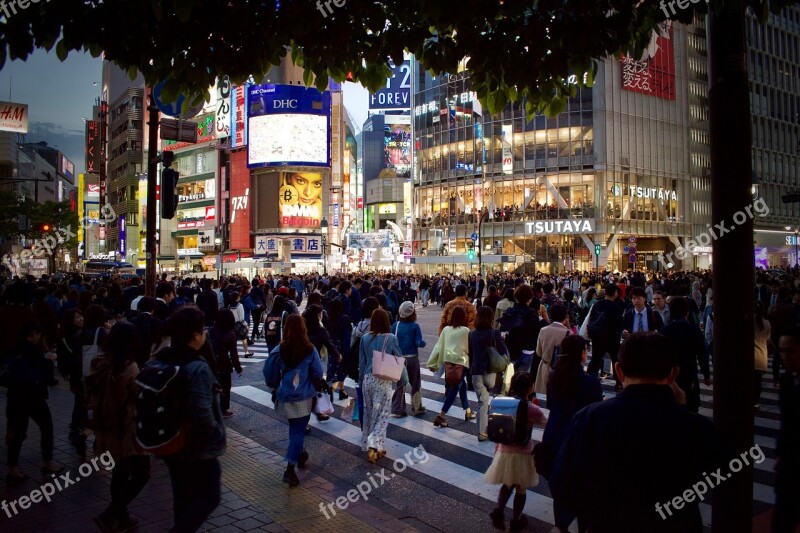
621 23 676 100
0 101 28 133
369 60 411 110
613 186 678 202
85 120 101 173
525 219 596 235
230 84 248 148
179 192 206 202
215 76 231 139
378 203 397 214
278 172 322 228
384 122 411 176
501 124 513 175
247 84 331 168
255 234 322 257
164 113 215 151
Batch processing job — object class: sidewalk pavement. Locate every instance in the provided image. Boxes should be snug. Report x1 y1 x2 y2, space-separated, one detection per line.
0 384 422 532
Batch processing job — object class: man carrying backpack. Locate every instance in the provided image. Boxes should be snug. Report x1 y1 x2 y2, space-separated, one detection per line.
137 307 225 532
586 283 624 391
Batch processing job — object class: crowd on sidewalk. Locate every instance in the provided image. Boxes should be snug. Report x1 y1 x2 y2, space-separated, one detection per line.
0 266 798 532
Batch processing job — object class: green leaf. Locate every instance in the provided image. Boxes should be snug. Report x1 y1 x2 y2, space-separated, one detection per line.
303 68 315 88
55 39 68 62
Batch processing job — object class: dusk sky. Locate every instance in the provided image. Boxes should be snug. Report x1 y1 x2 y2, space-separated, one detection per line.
0 49 372 174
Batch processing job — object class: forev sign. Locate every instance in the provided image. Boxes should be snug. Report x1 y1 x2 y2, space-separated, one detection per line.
525 219 596 235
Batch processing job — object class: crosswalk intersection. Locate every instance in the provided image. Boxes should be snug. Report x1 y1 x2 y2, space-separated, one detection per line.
232 317 780 530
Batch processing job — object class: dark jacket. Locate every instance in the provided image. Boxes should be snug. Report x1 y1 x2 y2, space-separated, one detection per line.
551 384 719 533
349 289 362 323
131 313 165 368
196 289 220 327
308 326 341 362
660 319 710 412
622 306 665 333
468 327 507 375
207 326 242 375
538 371 602 476
5 339 50 401
588 298 623 339
157 346 226 461
498 303 540 361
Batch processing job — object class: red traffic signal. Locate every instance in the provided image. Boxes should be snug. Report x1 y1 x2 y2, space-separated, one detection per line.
33 222 52 232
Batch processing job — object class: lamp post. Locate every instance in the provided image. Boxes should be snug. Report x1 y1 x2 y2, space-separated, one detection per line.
321 218 329 276
795 229 799 269
215 237 222 280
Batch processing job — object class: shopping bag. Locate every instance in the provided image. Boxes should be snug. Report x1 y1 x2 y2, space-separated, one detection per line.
313 390 334 415
502 361 515 395
340 398 355 421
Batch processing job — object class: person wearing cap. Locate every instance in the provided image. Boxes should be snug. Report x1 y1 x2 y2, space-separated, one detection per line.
391 301 427 417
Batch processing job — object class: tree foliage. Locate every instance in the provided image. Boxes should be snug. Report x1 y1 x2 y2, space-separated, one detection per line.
0 191 79 249
0 0 796 116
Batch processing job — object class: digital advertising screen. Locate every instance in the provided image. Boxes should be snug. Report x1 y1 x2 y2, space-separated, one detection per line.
278 171 323 229
247 84 331 168
384 122 411 177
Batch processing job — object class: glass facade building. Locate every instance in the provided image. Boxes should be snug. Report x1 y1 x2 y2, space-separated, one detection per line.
411 21 713 273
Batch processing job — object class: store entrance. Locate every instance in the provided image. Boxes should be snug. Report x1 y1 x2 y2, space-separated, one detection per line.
508 235 594 273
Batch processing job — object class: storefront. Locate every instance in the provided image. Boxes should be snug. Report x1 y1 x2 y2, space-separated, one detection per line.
754 229 798 268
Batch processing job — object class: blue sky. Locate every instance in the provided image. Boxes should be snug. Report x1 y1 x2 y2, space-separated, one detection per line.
0 49 101 172
0 48 373 172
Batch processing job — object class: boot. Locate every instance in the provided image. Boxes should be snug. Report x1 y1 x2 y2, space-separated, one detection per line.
509 516 528 532
411 391 425 415
282 464 299 487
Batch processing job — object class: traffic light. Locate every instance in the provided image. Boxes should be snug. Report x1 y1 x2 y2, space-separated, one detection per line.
33 222 52 232
161 167 180 219
594 244 601 256
467 242 475 261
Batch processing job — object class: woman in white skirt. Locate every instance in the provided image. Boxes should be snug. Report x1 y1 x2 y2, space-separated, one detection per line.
485 371 547 532
358 308 407 463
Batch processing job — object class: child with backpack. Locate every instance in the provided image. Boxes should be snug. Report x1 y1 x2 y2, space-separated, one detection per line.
484 371 548 532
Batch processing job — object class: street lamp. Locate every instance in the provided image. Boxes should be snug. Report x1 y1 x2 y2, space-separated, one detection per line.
321 218 329 276
214 237 222 280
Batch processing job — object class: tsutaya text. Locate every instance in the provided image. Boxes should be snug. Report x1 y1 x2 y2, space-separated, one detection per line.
525 219 596 235
615 186 678 202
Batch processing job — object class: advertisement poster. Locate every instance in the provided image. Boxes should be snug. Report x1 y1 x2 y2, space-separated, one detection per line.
247 84 331 168
384 122 411 177
621 22 676 100
501 124 513 175
278 171 323 228
0 101 28 133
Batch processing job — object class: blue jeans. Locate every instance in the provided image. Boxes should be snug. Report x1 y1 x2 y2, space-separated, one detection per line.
441 376 469 414
286 415 310 465
421 289 429 305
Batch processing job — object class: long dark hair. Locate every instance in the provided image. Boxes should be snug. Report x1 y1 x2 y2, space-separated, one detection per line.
548 335 587 400
280 314 314 369
104 322 141 373
303 304 323 334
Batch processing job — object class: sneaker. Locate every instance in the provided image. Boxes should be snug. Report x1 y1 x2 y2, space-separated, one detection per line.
282 465 299 487
338 390 349 401
465 408 477 421
509 516 528 532
489 508 506 531
298 450 309 469
367 448 379 464
478 433 489 442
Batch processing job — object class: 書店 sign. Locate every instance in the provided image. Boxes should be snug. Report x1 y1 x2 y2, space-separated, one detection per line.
525 219 596 235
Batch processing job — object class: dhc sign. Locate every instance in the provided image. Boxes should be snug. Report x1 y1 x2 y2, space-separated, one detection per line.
525 219 596 235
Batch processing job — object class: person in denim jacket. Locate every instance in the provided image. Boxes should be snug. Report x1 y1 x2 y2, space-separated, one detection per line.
159 307 226 532
273 314 324 486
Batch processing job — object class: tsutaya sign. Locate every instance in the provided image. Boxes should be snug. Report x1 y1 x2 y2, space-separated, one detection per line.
525 219 596 235
613 185 678 202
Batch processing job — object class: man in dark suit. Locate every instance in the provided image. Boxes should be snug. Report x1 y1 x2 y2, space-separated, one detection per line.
550 332 720 533
622 287 665 334
774 329 800 532
474 274 485 300
587 283 624 390
660 296 710 413
196 279 220 328
754 274 771 309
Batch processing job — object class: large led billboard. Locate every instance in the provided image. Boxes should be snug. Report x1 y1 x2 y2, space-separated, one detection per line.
279 171 323 229
384 121 411 177
246 84 331 168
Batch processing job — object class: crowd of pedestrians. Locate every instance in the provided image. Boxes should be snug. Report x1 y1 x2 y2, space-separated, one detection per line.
0 266 798 532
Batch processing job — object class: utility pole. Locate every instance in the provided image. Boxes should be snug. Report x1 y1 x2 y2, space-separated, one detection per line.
145 97 160 297
709 5 754 531
477 210 487 277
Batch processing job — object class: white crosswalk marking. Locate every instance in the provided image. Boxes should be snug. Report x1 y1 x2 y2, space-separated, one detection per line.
232 320 780 528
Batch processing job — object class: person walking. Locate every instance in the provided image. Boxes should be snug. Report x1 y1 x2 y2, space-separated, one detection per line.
325 298 352 400
485 371 548 532
494 288 516 327
159 307 226 532
534 305 572 397
773 328 800 533
420 276 431 307
428 306 476 427
469 306 508 441
391 301 427 417
3 321 63 483
660 297 710 413
586 283 624 391
272 314 324 486
535 335 602 532
89 323 150 532
358 308 405 462
229 292 253 358
303 304 341 422
208 309 243 418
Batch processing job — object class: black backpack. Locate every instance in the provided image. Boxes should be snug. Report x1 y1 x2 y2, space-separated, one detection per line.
587 307 608 338
135 357 188 456
487 397 530 445
264 311 287 351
